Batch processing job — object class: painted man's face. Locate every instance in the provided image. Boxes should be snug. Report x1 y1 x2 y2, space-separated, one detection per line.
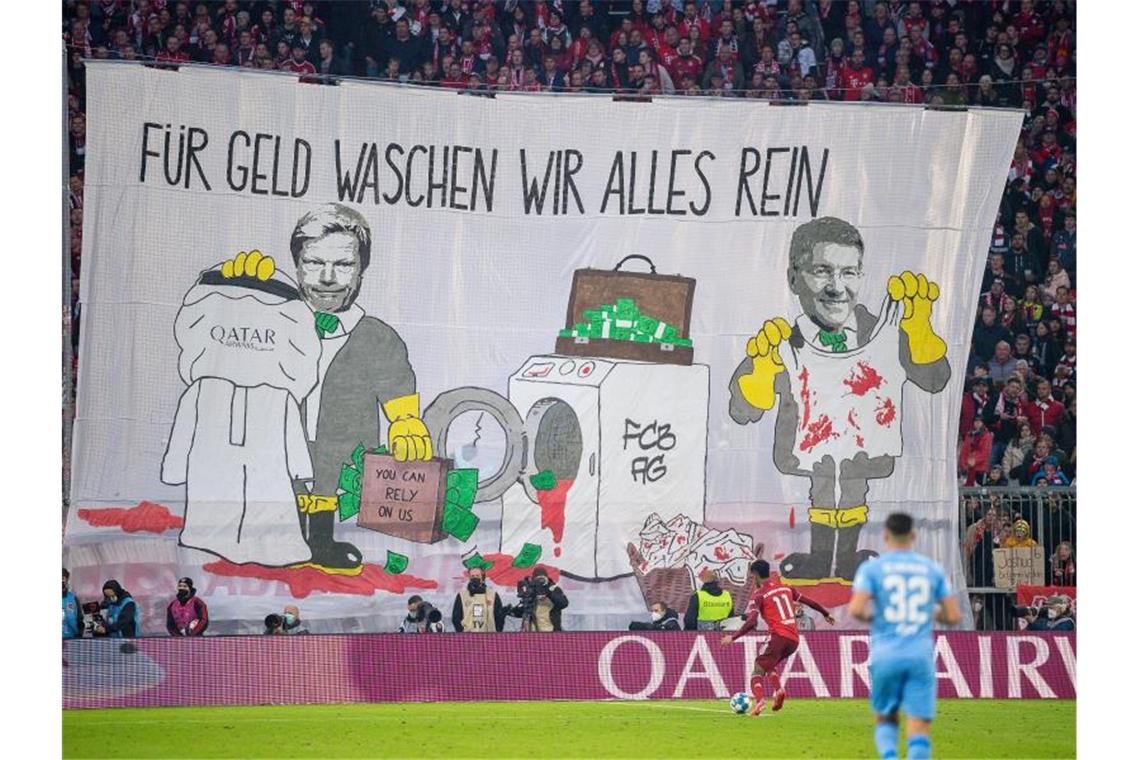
791 242 864 330
297 231 363 313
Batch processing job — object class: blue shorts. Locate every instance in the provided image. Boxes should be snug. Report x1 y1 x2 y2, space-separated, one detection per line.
869 655 937 721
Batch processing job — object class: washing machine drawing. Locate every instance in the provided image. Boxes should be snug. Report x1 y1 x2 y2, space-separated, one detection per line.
424 355 709 581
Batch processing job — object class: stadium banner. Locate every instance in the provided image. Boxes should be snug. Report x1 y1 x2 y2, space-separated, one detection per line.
64 631 1075 709
67 62 1023 633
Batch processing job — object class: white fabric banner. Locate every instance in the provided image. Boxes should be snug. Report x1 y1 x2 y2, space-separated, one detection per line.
66 63 1021 634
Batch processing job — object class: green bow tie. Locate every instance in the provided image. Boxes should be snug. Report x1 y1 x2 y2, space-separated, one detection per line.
818 329 848 352
314 312 341 339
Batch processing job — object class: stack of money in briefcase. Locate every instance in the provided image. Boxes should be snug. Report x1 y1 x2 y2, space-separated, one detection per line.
559 298 693 347
553 257 696 366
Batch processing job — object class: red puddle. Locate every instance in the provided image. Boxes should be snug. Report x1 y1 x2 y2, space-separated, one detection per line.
797 367 811 428
843 361 884 396
482 553 561 587
537 479 573 544
77 501 183 534
201 560 437 599
875 397 897 426
799 415 837 452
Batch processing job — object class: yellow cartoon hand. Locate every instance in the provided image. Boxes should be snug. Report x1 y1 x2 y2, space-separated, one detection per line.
382 394 434 462
888 271 947 364
220 250 276 281
737 317 792 411
389 417 433 462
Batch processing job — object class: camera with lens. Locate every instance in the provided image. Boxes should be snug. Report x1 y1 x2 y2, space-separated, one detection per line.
1011 605 1042 619
513 575 550 622
82 601 105 635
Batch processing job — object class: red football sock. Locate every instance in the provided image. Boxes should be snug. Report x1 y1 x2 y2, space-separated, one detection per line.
750 675 766 701
767 671 782 692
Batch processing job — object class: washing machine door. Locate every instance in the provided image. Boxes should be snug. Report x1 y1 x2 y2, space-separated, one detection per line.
422 387 528 502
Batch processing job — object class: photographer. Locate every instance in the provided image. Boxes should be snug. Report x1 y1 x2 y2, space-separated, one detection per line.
1025 595 1075 632
281 605 309 634
452 567 506 633
63 568 83 640
509 567 568 632
399 595 444 633
629 601 681 631
263 613 285 635
165 577 208 636
92 580 138 639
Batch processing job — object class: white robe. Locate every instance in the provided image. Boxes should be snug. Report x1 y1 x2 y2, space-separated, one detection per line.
164 379 313 565
161 268 321 566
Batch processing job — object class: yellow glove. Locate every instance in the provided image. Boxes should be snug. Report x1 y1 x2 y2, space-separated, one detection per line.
737 317 792 411
887 271 947 364
220 250 276 281
382 393 433 462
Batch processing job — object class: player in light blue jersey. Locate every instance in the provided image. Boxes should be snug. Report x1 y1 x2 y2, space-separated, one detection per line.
848 512 961 760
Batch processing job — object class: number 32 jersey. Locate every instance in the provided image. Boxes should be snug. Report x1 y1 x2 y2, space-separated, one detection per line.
853 550 952 662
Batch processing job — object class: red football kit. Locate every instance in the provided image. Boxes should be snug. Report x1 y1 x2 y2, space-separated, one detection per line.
729 577 829 714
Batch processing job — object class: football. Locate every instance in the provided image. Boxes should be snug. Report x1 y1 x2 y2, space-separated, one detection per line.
730 692 752 714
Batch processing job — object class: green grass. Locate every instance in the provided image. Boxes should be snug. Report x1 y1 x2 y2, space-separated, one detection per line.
63 698 1074 759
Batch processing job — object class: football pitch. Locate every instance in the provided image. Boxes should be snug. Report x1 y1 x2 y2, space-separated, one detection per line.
64 698 1075 758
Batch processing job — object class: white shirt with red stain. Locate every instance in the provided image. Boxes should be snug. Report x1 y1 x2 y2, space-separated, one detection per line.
787 309 907 469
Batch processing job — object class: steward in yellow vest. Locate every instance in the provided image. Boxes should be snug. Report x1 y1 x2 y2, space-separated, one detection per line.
684 569 735 631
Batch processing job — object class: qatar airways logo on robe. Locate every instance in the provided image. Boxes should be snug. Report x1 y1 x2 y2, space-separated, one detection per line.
209 325 277 352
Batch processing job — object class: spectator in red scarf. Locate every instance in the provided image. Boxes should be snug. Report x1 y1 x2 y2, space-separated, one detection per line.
1027 378 1064 437
702 44 745 92
1050 285 1076 338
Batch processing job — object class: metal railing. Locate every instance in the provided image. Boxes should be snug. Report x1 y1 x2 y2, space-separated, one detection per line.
959 486 1076 631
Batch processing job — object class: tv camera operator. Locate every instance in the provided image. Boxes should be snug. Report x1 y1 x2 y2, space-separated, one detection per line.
507 567 568 632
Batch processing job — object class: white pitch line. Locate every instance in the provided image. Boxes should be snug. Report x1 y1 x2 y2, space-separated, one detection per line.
614 702 771 716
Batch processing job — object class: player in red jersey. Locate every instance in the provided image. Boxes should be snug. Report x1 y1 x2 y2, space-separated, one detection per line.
721 559 834 715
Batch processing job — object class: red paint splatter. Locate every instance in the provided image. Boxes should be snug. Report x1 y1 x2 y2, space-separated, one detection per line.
713 546 729 561
77 501 183 534
788 508 796 529
875 397 897 426
856 434 865 448
847 409 861 430
843 361 884 396
554 547 562 558
537 479 573 543
481 553 561 587
770 583 852 606
798 367 811 428
201 560 437 599
799 415 838 452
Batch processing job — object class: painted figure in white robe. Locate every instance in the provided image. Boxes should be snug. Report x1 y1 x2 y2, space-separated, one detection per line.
162 253 320 566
